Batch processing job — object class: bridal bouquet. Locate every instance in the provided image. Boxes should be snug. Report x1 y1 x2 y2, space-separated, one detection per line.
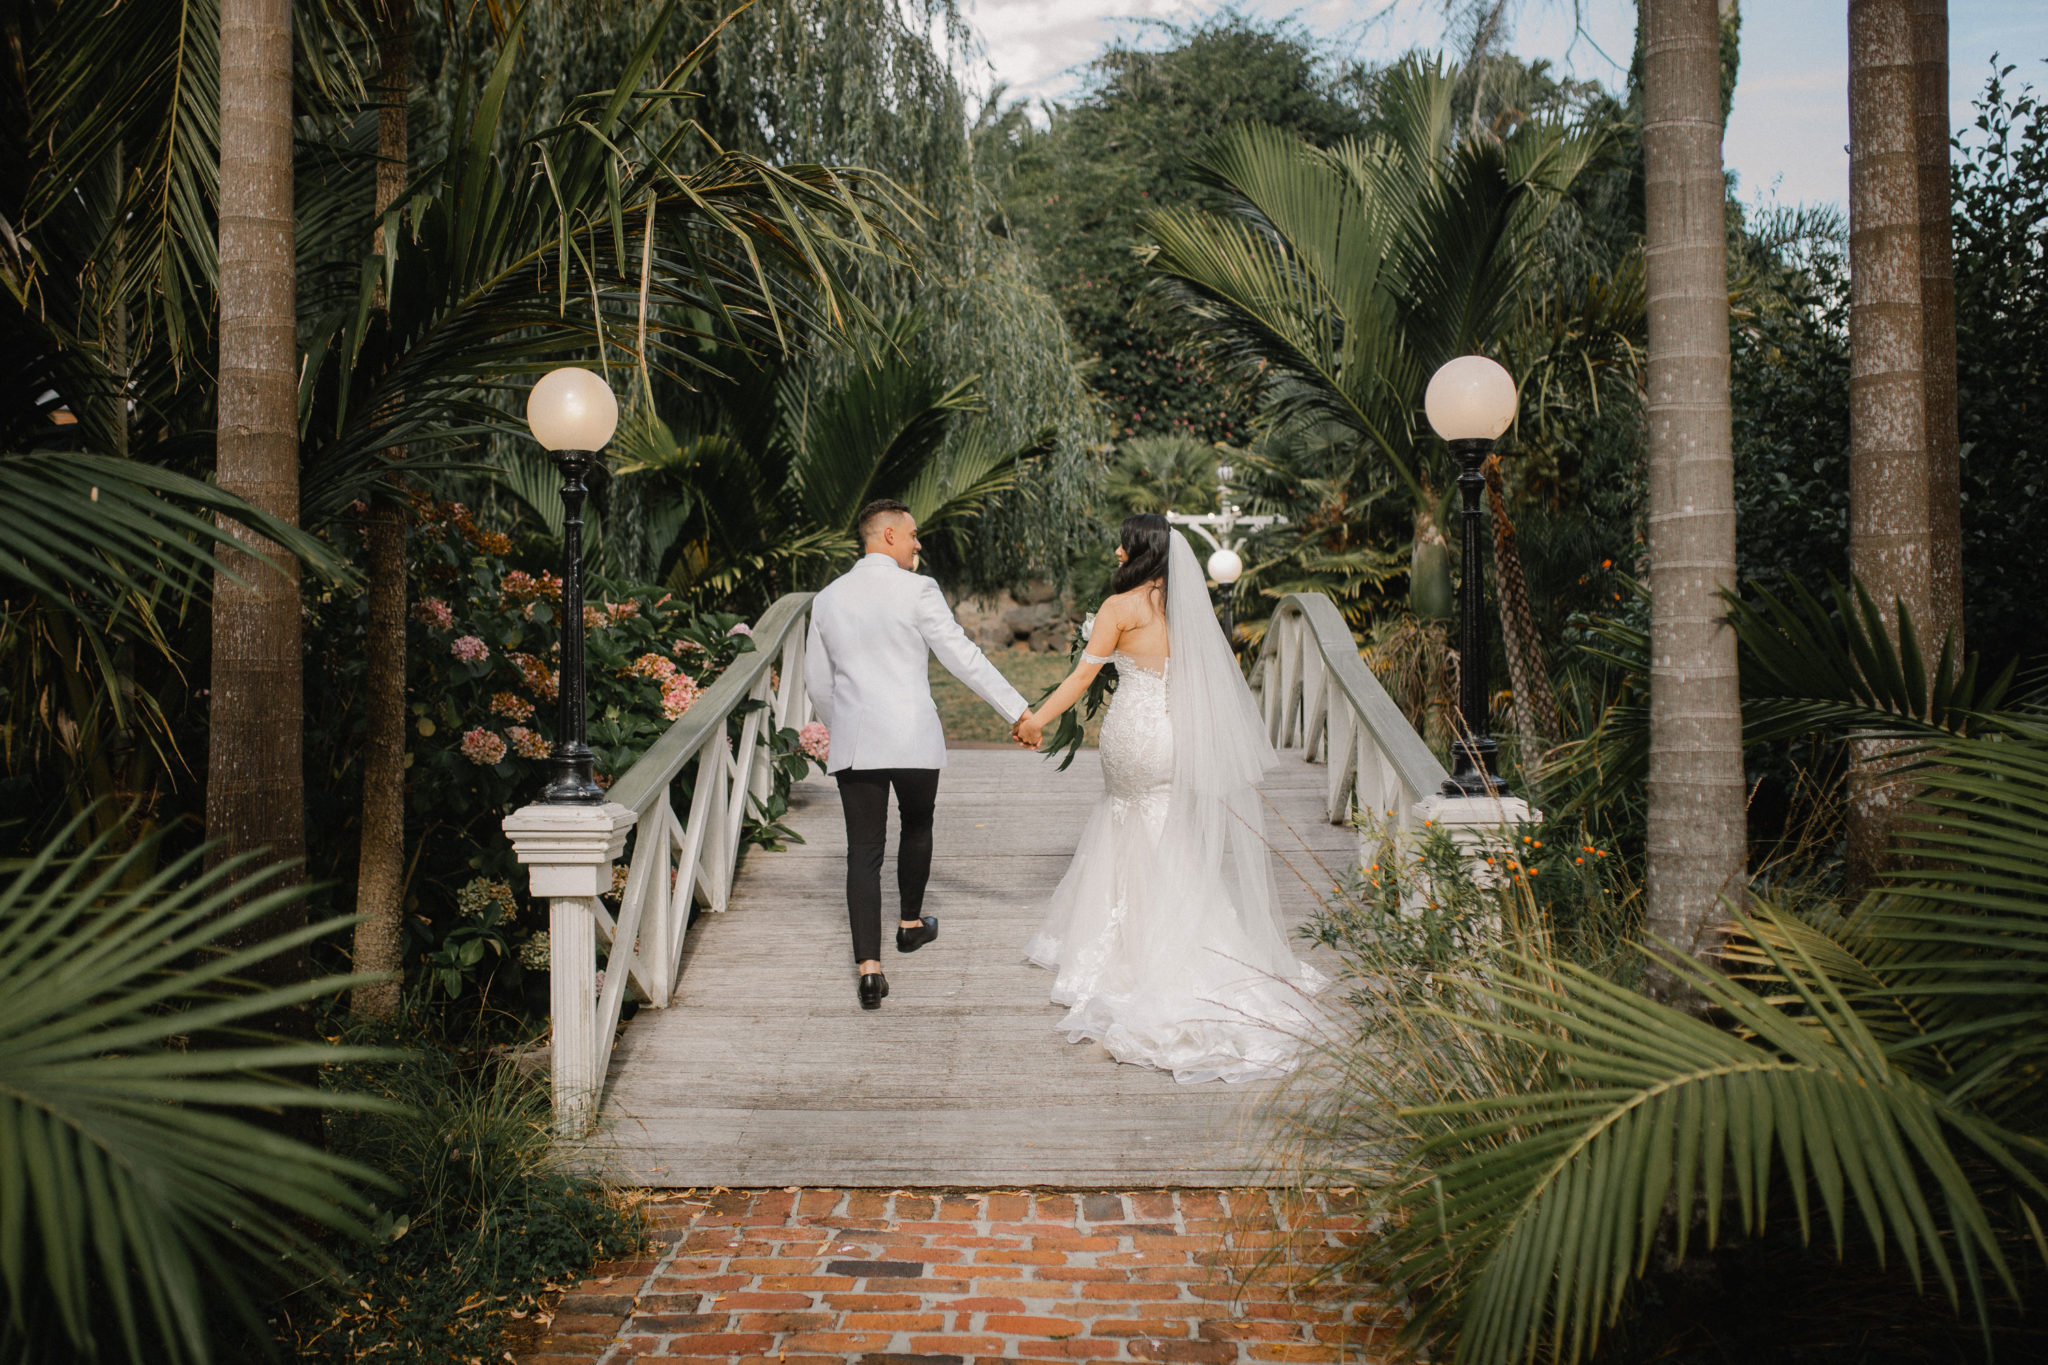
1037 613 1116 771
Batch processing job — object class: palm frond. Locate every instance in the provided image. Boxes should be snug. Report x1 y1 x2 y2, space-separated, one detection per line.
296 1 905 526
1733 577 2017 745
1542 579 2022 817
783 334 981 532
1724 721 2048 1114
902 423 1048 537
0 451 349 619
1144 58 1613 518
23 0 223 362
1386 919 2048 1364
0 811 403 1365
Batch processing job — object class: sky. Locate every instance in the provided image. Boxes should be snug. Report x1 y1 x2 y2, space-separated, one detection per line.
959 0 2048 213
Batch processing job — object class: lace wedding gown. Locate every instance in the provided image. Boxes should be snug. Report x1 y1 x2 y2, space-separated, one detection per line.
1023 634 1325 1084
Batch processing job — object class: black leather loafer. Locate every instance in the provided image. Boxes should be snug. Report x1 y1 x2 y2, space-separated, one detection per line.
858 970 889 1010
896 915 939 953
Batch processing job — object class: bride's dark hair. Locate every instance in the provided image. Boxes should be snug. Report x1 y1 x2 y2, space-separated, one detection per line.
1111 512 1171 596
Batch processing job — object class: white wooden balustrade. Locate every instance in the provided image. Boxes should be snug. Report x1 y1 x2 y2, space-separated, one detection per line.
504 592 816 1134
1251 592 1537 858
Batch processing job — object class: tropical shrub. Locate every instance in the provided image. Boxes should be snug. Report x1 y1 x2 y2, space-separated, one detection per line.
984 11 1368 444
307 498 821 1011
597 314 1050 608
277 1033 641 1364
1285 718 2048 1363
1953 62 2048 676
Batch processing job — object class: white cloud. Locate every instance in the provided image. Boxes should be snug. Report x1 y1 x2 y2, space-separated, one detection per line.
962 0 1203 103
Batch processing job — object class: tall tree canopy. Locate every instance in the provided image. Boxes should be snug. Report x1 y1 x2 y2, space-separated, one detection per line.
981 12 1369 447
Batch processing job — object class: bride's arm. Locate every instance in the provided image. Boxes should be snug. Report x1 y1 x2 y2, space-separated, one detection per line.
1030 603 1122 729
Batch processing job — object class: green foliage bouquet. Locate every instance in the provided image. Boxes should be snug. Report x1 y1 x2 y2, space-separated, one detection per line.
1036 613 1115 770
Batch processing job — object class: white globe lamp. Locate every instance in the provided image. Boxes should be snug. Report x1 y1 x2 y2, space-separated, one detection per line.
1207 547 1244 585
1424 354 1518 442
525 367 619 452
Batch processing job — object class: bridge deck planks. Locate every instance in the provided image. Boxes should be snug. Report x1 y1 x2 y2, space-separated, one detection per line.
584 747 1359 1187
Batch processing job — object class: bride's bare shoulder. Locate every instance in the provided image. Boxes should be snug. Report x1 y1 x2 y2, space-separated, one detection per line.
1096 587 1156 622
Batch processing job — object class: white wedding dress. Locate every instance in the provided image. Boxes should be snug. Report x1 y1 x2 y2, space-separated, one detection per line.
1024 534 1324 1083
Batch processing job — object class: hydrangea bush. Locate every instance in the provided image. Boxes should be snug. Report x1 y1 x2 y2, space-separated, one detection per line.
310 498 826 1016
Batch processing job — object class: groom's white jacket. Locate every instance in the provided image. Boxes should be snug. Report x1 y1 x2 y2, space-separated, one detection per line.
804 554 1028 774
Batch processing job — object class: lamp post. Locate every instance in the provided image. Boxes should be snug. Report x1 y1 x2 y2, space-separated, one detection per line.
525 367 620 805
1424 355 1519 797
1167 461 1285 640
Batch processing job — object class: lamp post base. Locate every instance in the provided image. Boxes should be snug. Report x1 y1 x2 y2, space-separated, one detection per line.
1441 735 1504 797
542 747 607 806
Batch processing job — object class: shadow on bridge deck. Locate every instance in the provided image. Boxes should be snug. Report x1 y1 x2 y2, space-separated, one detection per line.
584 748 1359 1187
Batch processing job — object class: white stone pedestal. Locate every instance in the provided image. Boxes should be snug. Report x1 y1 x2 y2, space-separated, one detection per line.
503 802 637 1133
1412 791 1542 895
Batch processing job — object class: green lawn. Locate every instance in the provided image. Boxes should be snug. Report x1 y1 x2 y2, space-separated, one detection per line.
930 650 1102 747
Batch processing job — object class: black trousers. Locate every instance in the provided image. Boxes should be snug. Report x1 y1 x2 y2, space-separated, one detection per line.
834 767 941 963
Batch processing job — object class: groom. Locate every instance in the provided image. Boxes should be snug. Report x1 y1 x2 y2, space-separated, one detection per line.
804 499 1043 1010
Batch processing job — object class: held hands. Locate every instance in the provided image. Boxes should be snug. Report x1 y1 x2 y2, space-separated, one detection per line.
1011 710 1045 750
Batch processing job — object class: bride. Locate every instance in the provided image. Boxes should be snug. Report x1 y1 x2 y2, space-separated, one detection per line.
1019 514 1324 1083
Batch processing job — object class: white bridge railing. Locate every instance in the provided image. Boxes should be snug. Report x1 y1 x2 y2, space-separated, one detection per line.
504 592 815 1133
1253 593 1451 846
510 587 1518 1132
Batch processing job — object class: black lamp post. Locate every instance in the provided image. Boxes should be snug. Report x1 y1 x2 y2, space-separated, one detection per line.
525 367 620 806
1424 355 1519 798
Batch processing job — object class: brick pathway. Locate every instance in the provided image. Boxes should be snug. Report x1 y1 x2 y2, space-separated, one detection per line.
513 1188 1397 1364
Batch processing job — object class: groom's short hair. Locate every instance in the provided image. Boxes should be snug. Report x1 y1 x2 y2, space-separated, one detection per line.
856 498 913 545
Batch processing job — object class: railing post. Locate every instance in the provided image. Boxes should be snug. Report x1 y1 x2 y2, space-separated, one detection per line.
502 801 636 1134
1411 791 1541 891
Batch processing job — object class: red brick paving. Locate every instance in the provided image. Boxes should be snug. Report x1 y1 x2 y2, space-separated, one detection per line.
512 1188 1398 1364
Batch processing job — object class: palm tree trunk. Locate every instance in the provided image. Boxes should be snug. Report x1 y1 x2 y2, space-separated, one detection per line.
1483 455 1561 742
209 0 317 1147
1847 0 1934 889
208 0 304 919
1912 0 1962 655
1639 0 1748 986
350 1 413 1021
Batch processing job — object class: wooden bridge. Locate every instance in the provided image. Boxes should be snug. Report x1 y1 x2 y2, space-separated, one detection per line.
505 592 1455 1188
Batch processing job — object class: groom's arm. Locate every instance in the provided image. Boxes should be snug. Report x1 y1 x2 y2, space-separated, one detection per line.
803 610 834 728
914 579 1028 722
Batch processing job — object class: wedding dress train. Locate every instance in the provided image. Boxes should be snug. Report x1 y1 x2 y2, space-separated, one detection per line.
1024 537 1323 1084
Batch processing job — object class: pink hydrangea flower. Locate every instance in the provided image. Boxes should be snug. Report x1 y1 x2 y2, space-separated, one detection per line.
626 652 678 683
660 674 701 721
798 722 830 763
497 569 564 602
460 728 507 765
412 597 454 629
604 598 641 624
451 635 489 663
726 622 752 637
506 726 550 759
490 691 534 722
583 604 606 632
510 653 558 702
674 638 705 655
